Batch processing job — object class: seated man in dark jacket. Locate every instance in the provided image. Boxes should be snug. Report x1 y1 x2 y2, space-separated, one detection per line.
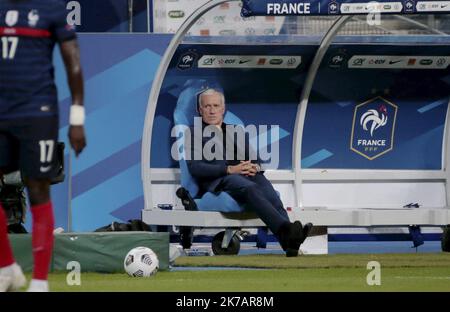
187 88 312 257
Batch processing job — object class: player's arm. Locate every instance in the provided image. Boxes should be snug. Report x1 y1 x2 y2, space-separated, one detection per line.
60 39 86 157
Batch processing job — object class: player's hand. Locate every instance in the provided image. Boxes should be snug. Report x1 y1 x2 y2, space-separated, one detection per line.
228 161 249 175
69 125 86 157
241 161 258 177
228 161 254 176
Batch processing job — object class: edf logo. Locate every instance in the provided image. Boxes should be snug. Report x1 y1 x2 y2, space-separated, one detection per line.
350 97 398 160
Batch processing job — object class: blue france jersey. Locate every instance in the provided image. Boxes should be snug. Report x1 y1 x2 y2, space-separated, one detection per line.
0 0 76 119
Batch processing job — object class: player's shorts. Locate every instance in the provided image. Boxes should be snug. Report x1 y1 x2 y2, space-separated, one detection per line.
0 116 59 179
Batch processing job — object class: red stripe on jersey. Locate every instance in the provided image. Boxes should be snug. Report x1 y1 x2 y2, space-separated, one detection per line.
0 27 51 38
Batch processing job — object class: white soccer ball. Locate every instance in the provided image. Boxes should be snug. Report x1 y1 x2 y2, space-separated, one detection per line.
124 247 159 277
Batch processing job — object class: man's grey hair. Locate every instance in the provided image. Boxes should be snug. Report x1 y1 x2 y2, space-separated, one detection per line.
198 88 225 107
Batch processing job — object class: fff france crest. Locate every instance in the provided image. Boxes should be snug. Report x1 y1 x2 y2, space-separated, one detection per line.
350 97 398 160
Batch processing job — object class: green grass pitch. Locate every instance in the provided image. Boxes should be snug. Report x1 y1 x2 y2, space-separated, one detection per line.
23 253 450 291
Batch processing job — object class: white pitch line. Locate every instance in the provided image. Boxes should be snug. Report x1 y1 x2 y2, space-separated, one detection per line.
394 276 450 280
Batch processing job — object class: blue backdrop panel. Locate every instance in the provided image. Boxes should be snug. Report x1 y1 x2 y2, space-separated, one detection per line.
65 0 148 33
303 43 450 169
241 0 450 16
53 34 172 232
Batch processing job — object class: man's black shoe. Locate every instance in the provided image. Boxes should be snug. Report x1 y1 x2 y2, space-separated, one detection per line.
286 248 299 257
300 222 313 245
284 221 303 257
277 221 312 257
276 222 301 251
285 222 313 257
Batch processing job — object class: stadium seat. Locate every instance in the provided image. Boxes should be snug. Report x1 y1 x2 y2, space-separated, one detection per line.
174 79 248 213
173 79 272 254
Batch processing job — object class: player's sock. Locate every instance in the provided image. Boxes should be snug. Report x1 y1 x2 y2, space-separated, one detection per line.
0 205 15 268
30 201 54 280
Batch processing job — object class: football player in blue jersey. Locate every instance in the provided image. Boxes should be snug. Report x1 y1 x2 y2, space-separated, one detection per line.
0 0 86 292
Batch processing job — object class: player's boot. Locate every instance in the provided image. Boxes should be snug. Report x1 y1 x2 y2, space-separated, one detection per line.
0 263 26 292
27 279 49 292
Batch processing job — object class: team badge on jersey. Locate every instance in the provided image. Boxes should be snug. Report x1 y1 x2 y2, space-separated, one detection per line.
28 10 40 27
5 10 19 27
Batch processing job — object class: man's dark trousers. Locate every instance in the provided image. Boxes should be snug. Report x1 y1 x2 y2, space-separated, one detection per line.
216 173 290 234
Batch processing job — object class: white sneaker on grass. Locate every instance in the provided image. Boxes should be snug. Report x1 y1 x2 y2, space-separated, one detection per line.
0 263 26 292
27 279 49 292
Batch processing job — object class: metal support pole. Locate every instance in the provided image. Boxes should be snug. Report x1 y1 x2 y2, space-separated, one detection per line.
141 0 237 211
442 98 450 208
292 15 351 208
128 0 134 33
